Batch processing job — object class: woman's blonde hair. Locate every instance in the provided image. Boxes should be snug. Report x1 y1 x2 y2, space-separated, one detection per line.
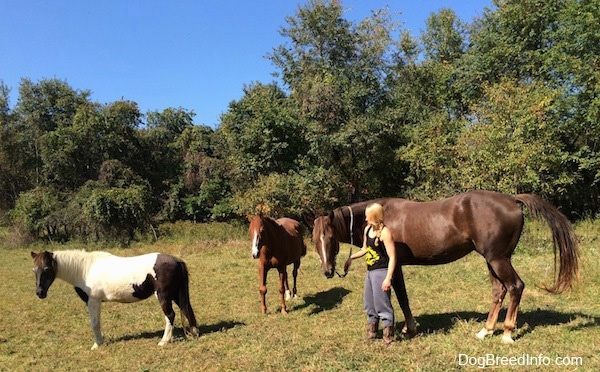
365 203 385 246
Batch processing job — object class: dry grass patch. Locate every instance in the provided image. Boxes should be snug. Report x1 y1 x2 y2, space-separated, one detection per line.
1 220 599 370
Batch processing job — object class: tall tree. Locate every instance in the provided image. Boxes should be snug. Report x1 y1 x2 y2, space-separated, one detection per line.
269 0 407 203
9 78 90 190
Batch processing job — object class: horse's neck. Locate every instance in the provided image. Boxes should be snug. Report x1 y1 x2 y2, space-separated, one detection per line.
54 250 96 285
336 208 365 246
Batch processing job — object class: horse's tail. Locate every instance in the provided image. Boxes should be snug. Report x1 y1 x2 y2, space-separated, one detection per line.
299 224 307 257
177 260 199 335
515 194 579 293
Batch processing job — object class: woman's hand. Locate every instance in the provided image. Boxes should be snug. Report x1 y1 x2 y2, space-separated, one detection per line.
343 256 353 273
382 277 392 292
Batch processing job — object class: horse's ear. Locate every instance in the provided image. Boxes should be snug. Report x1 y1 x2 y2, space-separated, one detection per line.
246 215 252 222
302 212 315 229
31 251 38 259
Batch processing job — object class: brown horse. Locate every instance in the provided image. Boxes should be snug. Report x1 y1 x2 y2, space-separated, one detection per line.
310 190 578 343
248 214 307 314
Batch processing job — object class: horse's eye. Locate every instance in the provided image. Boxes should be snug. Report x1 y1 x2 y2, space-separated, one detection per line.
43 266 49 271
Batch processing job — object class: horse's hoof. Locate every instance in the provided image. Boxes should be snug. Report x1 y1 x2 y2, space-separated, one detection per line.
401 326 417 339
476 328 493 340
501 334 515 344
91 344 99 350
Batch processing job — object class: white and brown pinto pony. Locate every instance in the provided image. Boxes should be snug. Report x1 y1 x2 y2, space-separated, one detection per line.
248 215 307 314
31 250 199 349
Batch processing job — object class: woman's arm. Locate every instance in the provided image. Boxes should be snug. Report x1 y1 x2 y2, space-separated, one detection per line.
381 227 396 292
343 226 369 271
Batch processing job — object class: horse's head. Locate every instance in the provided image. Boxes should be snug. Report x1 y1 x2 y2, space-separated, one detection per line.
248 215 266 259
312 215 340 278
31 251 57 299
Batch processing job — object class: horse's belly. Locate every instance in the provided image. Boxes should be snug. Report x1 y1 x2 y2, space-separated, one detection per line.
87 254 159 303
91 282 151 303
399 241 474 265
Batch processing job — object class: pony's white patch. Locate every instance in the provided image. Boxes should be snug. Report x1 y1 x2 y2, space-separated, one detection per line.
285 289 292 301
251 231 260 258
53 250 160 303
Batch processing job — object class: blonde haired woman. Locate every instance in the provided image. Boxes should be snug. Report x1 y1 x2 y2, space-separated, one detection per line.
345 202 397 344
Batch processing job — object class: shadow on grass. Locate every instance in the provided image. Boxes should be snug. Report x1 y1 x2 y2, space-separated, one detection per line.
296 286 351 315
112 320 244 344
402 309 599 339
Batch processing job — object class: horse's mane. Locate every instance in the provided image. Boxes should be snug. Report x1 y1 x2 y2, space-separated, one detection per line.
330 199 390 245
54 250 112 283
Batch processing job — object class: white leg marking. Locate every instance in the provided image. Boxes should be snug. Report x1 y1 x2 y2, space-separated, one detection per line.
158 316 173 346
501 334 515 344
476 327 493 340
285 289 292 300
88 299 104 350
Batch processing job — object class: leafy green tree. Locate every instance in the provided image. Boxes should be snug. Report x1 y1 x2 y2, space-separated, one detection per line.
79 161 152 244
422 8 467 64
0 81 16 209
11 78 90 187
455 80 573 196
162 125 232 222
9 186 62 240
269 0 407 203
219 82 305 185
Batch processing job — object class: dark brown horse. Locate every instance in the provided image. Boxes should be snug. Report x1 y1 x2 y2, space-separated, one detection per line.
310 190 578 343
248 214 307 314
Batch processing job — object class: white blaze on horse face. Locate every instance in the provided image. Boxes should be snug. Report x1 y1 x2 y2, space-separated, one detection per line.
319 233 327 264
251 231 260 258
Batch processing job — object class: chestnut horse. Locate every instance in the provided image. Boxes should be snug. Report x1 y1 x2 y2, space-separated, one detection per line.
310 190 578 343
248 215 307 314
31 250 199 349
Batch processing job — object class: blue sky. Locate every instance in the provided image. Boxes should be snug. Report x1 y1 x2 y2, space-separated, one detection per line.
1 1 491 127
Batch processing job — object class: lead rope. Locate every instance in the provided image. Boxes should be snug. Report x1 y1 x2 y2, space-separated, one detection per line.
336 205 354 278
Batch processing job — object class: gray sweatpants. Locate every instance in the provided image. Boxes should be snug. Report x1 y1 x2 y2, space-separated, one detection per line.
364 269 394 327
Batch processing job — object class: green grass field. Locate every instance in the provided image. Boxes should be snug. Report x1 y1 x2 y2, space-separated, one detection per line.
1 221 598 371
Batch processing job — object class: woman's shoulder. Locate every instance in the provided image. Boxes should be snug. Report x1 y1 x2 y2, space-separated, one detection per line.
381 226 392 239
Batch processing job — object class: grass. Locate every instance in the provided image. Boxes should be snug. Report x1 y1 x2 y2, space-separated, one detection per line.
1 220 599 371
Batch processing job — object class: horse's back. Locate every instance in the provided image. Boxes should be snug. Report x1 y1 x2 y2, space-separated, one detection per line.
275 217 307 259
384 191 524 263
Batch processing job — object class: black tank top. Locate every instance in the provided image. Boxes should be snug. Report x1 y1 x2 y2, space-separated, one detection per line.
365 227 390 271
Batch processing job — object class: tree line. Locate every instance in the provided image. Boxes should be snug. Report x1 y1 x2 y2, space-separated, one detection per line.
1 0 599 243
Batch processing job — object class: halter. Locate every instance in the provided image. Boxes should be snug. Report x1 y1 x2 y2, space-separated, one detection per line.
335 205 354 278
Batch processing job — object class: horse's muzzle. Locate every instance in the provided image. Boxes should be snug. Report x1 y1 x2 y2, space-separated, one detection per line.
323 269 335 279
36 290 47 299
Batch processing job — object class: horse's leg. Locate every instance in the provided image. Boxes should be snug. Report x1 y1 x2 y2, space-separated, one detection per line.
259 261 268 314
88 299 104 350
278 267 288 314
392 267 417 337
157 290 176 346
485 258 524 343
476 263 508 340
291 259 300 298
